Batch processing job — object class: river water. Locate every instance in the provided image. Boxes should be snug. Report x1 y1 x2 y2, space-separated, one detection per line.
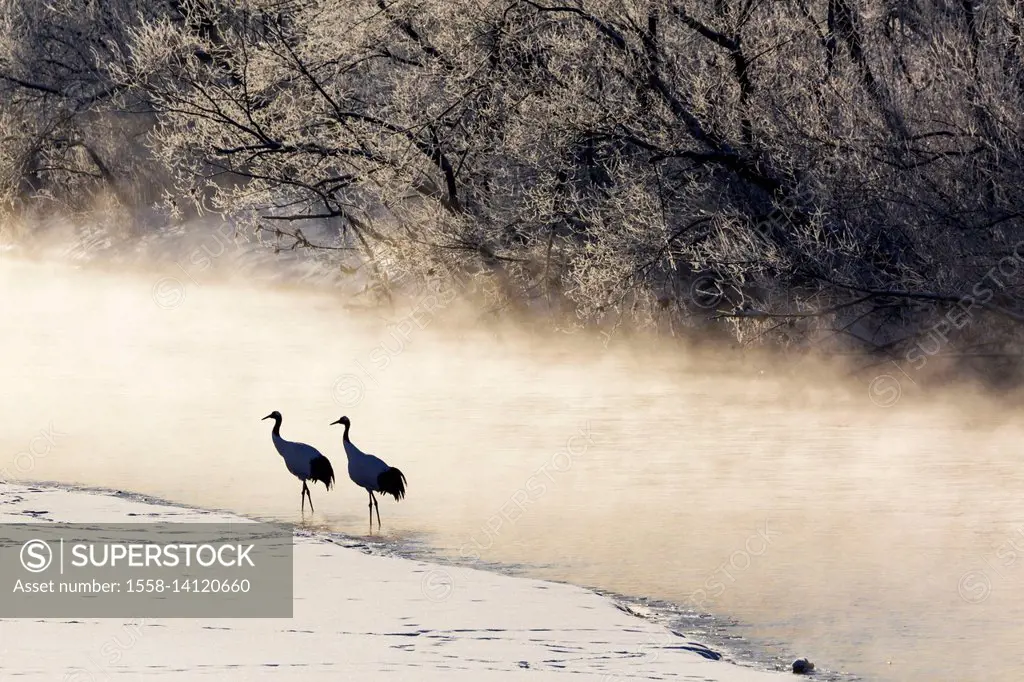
2 256 1022 681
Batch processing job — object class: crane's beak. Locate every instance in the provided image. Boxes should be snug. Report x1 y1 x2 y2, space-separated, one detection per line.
262 413 274 421
328 418 342 426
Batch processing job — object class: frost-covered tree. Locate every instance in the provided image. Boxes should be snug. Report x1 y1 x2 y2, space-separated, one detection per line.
4 0 1024 374
0 0 175 221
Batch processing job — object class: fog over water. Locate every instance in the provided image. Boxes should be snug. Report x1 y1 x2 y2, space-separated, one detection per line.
2 254 1023 682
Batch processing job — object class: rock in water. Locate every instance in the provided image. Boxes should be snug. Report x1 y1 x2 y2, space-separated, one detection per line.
792 658 814 674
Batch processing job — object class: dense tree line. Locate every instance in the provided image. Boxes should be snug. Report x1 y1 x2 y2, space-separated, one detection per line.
2 0 1023 376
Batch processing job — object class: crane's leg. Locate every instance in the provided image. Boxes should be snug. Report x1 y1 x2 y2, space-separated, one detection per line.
367 490 374 531
302 481 314 514
371 491 381 528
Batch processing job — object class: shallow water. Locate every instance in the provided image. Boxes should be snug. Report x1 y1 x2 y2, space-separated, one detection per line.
2 257 1023 681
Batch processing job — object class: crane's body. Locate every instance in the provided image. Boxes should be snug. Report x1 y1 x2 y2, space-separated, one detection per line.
330 416 406 530
263 411 335 514
344 442 392 490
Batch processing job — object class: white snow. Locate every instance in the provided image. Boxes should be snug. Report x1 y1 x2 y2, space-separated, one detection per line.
0 483 787 681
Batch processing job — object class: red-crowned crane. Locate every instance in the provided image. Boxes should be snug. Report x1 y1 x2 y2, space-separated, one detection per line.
329 415 407 530
262 411 335 514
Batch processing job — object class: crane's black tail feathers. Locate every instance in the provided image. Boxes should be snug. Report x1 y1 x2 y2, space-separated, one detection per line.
377 467 407 501
309 455 335 491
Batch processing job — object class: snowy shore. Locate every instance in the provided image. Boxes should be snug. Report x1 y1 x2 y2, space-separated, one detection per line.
0 482 788 681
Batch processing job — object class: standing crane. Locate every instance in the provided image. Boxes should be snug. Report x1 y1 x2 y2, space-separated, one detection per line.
329 416 407 530
262 411 335 514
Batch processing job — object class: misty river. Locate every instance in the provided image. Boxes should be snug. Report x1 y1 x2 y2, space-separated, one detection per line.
2 256 1023 681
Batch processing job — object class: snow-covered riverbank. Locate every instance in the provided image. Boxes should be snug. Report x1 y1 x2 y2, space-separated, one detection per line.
0 482 787 681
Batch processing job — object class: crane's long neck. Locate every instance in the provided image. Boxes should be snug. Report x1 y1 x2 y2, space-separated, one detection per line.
341 423 360 460
270 416 283 443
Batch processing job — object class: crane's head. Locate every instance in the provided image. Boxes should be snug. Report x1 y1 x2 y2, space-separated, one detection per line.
262 411 282 422
329 416 351 427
